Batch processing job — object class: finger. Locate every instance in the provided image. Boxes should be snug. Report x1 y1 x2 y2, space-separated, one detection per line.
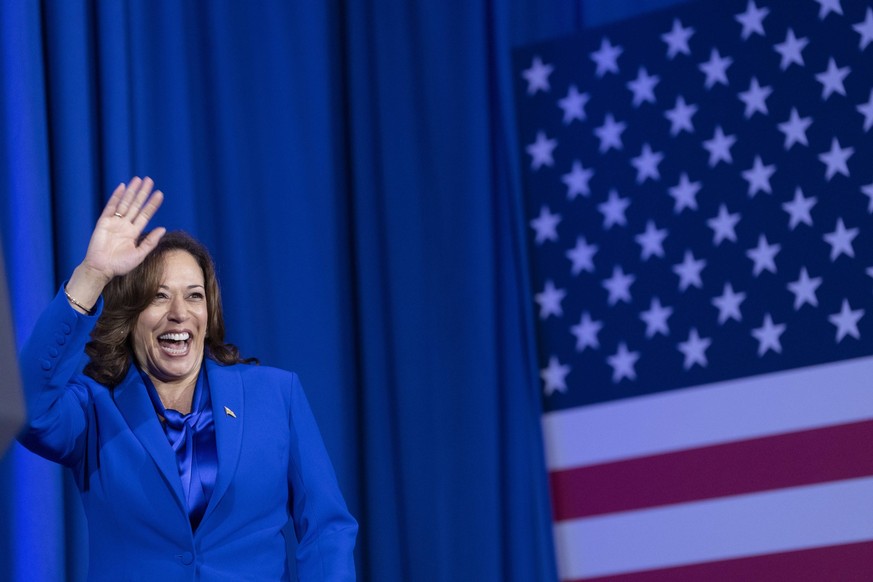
115 176 143 217
136 226 166 255
129 177 155 221
133 189 164 230
101 183 127 219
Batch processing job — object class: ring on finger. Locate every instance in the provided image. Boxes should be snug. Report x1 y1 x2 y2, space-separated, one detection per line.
114 212 124 218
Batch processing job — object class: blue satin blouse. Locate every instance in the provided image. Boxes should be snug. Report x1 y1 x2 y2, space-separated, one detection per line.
141 367 218 531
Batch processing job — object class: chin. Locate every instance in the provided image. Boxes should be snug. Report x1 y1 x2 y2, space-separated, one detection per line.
149 357 199 383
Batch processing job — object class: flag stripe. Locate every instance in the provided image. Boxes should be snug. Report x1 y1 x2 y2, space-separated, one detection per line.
516 0 873 577
571 540 873 582
550 418 873 520
542 356 873 470
553 476 873 580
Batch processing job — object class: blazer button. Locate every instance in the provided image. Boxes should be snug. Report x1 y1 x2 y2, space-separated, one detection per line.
177 551 194 565
62 323 72 335
40 359 52 371
49 347 59 358
55 333 66 346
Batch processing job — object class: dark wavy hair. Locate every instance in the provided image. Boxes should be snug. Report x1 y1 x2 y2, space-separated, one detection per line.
84 231 255 387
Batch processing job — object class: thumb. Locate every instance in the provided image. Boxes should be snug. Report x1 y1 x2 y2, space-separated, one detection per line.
137 227 167 256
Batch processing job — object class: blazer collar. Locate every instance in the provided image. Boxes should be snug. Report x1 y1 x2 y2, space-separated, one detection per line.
200 358 244 527
112 359 246 529
112 365 187 513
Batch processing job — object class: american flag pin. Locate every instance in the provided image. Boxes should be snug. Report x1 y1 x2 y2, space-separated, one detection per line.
224 406 237 418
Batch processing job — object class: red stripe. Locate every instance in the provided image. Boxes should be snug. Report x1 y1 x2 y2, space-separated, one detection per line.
570 540 873 582
550 419 873 520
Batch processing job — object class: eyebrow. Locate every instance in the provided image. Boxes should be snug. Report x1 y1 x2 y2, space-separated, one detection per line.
158 284 206 290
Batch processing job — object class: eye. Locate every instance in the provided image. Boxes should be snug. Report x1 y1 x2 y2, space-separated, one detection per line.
154 291 170 301
188 292 205 301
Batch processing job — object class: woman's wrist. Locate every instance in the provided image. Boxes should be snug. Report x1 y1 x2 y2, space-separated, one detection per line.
64 285 96 315
65 264 111 314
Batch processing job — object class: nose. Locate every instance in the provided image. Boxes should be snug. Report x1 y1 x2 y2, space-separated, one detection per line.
167 295 189 322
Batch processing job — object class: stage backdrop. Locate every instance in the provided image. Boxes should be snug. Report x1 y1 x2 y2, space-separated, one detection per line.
516 0 873 579
0 1 686 581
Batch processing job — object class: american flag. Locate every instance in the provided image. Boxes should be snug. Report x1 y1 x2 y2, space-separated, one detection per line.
514 0 873 579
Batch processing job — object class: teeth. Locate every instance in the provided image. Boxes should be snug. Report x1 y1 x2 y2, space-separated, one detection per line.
159 332 190 341
161 343 188 355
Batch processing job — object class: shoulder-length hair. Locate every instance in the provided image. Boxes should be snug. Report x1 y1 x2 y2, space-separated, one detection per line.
84 231 255 387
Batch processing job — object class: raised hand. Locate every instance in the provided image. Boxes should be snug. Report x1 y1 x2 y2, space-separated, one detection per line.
65 177 166 314
81 177 166 281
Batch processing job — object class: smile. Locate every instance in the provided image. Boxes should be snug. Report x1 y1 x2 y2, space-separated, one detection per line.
157 331 191 356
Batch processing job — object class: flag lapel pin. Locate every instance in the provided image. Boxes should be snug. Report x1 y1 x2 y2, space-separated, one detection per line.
224 406 237 418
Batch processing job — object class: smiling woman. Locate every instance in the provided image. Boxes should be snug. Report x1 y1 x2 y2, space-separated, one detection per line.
130 251 208 395
85 233 249 416
16 178 357 580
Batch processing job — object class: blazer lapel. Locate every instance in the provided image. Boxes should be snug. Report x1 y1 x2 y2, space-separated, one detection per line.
112 366 187 513
200 359 244 526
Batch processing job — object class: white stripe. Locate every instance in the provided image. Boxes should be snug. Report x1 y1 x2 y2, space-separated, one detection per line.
554 476 873 579
543 356 873 470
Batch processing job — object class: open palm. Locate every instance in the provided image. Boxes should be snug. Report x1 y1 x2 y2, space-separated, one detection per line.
82 177 166 281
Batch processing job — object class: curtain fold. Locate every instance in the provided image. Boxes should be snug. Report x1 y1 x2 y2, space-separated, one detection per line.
0 2 67 581
0 1 572 580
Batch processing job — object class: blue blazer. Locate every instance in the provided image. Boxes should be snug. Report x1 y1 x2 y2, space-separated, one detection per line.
19 289 357 581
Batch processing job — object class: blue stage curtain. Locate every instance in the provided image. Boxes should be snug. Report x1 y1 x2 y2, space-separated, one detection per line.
0 1 682 580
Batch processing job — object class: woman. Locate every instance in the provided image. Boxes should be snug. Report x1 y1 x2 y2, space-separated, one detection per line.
18 177 357 581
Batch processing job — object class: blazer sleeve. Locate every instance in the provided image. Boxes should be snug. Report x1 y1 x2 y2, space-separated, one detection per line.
17 286 100 466
287 373 358 581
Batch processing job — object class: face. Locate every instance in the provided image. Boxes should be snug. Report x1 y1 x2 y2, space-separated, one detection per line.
132 250 208 388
